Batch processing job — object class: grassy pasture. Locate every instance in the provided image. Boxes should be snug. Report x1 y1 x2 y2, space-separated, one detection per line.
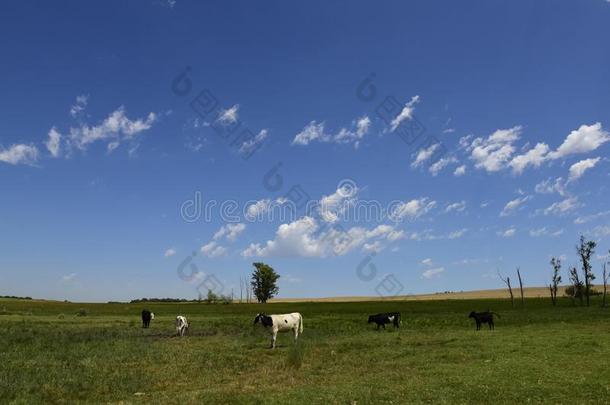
1 297 609 404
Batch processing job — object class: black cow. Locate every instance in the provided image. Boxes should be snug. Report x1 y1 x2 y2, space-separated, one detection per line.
368 312 401 330
468 311 499 330
141 310 154 328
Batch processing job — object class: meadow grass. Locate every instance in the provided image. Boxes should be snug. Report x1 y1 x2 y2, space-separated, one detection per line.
1 297 609 404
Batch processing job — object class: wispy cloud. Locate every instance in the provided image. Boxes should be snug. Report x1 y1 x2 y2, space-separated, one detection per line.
500 196 531 217
390 95 419 132
421 267 444 279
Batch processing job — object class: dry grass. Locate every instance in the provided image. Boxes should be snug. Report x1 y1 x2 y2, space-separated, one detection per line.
269 285 584 303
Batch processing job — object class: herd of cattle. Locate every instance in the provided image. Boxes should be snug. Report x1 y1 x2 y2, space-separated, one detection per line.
141 309 499 348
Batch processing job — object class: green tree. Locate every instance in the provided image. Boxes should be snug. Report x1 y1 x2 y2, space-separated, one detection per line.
549 257 562 306
250 262 280 303
576 235 596 306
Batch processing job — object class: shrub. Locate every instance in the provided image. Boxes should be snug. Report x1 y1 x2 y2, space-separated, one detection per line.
564 285 601 298
76 308 88 317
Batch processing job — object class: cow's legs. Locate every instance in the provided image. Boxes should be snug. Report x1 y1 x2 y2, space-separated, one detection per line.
293 328 299 342
271 332 277 349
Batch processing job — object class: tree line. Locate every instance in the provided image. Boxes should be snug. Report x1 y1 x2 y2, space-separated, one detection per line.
499 235 609 308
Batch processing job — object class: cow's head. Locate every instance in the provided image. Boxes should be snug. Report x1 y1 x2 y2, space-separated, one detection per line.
468 311 476 318
150 313 155 320
254 313 272 327
367 315 375 323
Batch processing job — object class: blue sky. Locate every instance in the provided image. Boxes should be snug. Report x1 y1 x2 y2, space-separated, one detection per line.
1 0 609 302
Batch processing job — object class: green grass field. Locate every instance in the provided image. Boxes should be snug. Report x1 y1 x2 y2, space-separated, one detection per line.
1 297 609 404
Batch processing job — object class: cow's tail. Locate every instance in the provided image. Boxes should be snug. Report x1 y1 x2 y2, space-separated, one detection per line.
299 314 303 333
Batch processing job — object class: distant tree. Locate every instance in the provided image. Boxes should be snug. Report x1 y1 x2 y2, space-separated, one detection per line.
205 290 219 304
498 270 515 307
549 257 562 306
250 262 280 303
576 235 596 306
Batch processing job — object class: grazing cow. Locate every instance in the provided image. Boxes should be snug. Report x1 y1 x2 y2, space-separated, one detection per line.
175 315 189 337
368 312 401 330
253 312 303 349
469 311 499 330
141 310 154 328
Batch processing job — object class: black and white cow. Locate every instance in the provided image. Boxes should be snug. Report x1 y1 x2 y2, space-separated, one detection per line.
176 315 189 336
141 310 154 328
367 312 401 330
253 312 303 349
469 311 499 330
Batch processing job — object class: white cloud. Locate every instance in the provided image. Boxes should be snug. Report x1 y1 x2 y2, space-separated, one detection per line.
292 121 327 145
422 267 444 279
497 227 516 238
461 123 608 175
68 106 156 152
421 258 433 266
70 95 88 118
509 142 550 174
241 217 324 258
453 165 466 176
61 273 77 282
529 227 563 237
213 223 246 242
241 217 402 258
390 198 437 221
590 225 610 237
217 104 239 125
549 123 609 159
390 95 420 132
363 241 384 253
568 157 601 182
164 248 176 258
411 143 439 168
45 127 62 158
535 177 566 196
445 201 466 213
318 183 358 223
200 241 227 258
292 116 372 148
239 129 269 156
543 197 581 216
245 198 290 220
429 157 458 176
468 126 522 172
500 196 531 217
447 228 468 239
356 116 371 137
574 210 610 225
0 144 39 166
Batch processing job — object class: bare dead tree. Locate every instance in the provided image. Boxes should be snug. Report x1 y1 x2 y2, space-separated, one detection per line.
239 276 243 303
549 257 562 306
498 270 514 307
517 267 525 308
569 265 583 305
